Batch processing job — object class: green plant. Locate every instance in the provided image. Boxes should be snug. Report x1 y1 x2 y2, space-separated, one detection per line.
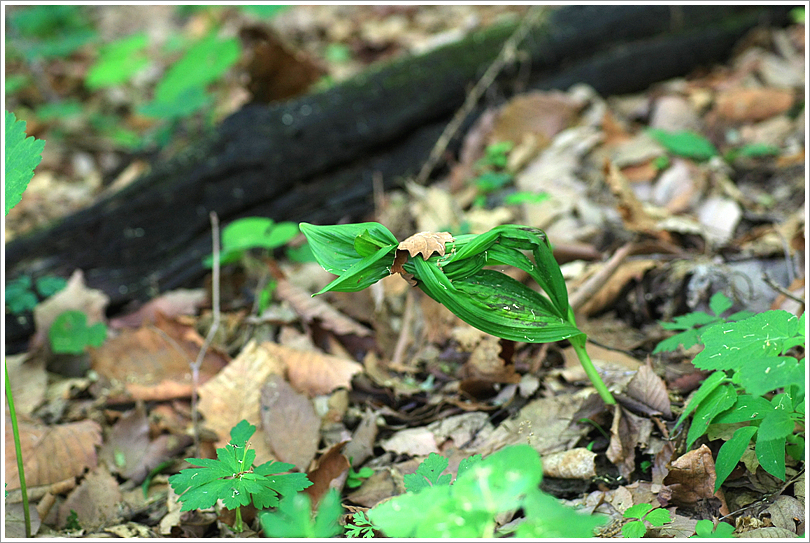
621 503 671 537
85 32 150 89
653 292 753 354
5 275 67 314
4 109 46 538
668 309 804 490
48 310 107 354
503 191 551 205
344 510 376 538
260 488 342 538
691 519 735 538
168 420 313 533
346 461 374 489
6 5 97 61
204 217 299 267
476 141 513 169
367 445 607 537
64 509 81 531
647 128 718 161
470 141 515 206
300 221 616 405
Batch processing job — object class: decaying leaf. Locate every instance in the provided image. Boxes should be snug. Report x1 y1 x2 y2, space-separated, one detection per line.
57 465 122 531
262 342 362 397
625 364 672 418
261 375 321 472
398 231 454 260
662 444 721 507
304 441 350 506
274 277 373 336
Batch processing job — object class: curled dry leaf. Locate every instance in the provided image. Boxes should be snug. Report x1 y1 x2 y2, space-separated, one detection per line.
625 364 672 418
304 441 350 506
5 417 102 490
662 444 723 508
398 231 454 260
274 277 372 337
262 341 362 397
261 375 321 472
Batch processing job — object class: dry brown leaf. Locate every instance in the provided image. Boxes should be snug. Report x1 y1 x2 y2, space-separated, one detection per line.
604 160 664 236
625 364 673 418
663 444 720 507
398 231 454 260
32 269 109 350
304 441 350 506
262 342 362 397
460 335 519 384
765 495 804 532
346 469 398 508
260 375 321 472
57 465 122 530
577 259 658 316
91 313 228 402
274 277 372 337
542 448 597 479
109 289 206 329
6 353 46 417
490 91 583 150
381 427 440 456
198 340 284 461
607 405 645 479
343 409 378 468
736 526 799 538
713 88 794 122
4 417 101 490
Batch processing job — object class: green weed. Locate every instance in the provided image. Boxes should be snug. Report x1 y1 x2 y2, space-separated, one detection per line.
621 503 671 538
48 310 107 354
691 518 735 538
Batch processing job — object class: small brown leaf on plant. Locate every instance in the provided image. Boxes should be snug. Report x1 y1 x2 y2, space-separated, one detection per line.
398 231 454 260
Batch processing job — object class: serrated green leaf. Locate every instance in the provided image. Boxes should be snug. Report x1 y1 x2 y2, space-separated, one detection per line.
675 371 728 430
404 452 451 493
712 395 772 424
737 356 805 397
647 128 718 160
653 328 701 354
35 275 67 298
312 488 343 538
755 437 787 480
622 519 648 538
687 383 737 448
693 311 802 371
660 311 717 331
5 110 45 215
714 425 758 491
709 292 733 317
644 507 672 526
623 503 653 519
757 410 795 441
456 454 482 481
229 419 256 448
176 477 233 511
260 489 341 538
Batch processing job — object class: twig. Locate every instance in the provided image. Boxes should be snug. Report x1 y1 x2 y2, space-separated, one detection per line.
568 241 635 313
191 212 221 455
762 271 805 305
414 6 548 185
390 289 416 369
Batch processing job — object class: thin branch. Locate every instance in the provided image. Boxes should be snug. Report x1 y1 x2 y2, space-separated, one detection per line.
390 289 416 369
191 211 221 455
569 241 635 313
414 6 548 185
762 271 805 305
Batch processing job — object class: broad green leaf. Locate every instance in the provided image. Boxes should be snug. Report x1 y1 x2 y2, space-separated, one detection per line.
312 488 345 538
755 437 787 480
756 410 795 441
737 357 805 397
647 128 718 160
786 435 804 462
35 275 67 297
714 425 758 491
154 34 240 104
711 395 772 424
455 444 543 512
675 371 728 429
709 292 733 317
623 503 653 519
693 311 802 371
300 222 397 277
687 383 737 448
644 508 672 527
403 452 451 493
5 110 45 215
516 489 608 538
174 477 233 511
260 489 341 537
229 419 256 448
86 32 149 89
314 245 395 294
622 520 648 538
504 191 551 205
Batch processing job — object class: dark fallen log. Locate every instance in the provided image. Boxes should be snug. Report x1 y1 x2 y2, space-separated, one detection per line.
5 5 791 351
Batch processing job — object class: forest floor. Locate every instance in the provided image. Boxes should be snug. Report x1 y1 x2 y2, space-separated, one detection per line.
4 4 806 539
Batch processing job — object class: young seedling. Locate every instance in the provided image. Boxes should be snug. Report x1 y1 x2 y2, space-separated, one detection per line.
344 510 376 538
621 503 672 538
691 519 735 538
48 310 107 354
168 420 312 533
300 222 616 405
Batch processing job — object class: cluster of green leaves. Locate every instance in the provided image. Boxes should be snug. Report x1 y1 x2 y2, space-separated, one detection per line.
345 461 374 489
621 503 671 538
260 489 342 538
648 127 788 166
469 141 549 207
344 511 375 538
691 519 735 538
6 5 96 62
5 275 66 314
654 292 754 354
367 446 607 538
665 304 805 490
168 420 312 532
48 310 107 354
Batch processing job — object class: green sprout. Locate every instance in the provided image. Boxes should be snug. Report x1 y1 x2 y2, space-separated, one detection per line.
300 222 616 405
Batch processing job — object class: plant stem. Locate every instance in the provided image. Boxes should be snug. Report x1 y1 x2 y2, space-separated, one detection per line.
234 506 244 533
5 363 32 537
570 335 616 405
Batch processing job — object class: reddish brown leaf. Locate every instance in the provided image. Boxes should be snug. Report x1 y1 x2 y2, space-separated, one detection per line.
714 88 794 122
304 441 350 506
261 375 321 472
263 342 362 397
398 231 454 260
663 444 720 507
274 277 372 337
4 417 101 491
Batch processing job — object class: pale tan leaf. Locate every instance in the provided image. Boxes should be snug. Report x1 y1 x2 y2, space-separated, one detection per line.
736 527 799 538
275 278 372 337
398 231 454 260
381 427 439 456
542 448 597 479
6 353 46 417
4 417 101 490
198 340 285 460
262 342 362 397
57 465 122 531
625 364 672 418
765 495 804 532
261 375 320 471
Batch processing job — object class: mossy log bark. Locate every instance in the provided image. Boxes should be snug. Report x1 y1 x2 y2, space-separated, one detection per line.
5 5 790 349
